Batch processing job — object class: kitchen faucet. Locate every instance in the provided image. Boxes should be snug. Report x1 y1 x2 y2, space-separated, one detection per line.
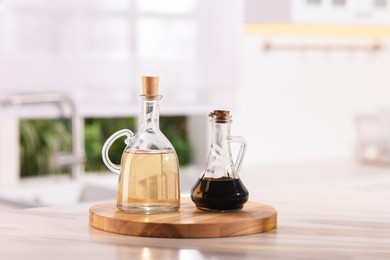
1 93 84 180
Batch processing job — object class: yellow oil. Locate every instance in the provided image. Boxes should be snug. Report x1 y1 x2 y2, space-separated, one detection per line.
117 150 180 214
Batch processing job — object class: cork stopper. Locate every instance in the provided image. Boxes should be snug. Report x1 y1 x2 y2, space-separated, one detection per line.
209 110 231 123
142 76 159 99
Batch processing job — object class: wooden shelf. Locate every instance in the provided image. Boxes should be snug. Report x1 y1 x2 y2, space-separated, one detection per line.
245 23 390 38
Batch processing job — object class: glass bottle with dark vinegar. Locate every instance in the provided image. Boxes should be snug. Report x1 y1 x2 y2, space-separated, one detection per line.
191 110 248 212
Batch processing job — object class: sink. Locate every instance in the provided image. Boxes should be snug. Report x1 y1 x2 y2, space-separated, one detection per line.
0 174 117 209
0 166 200 209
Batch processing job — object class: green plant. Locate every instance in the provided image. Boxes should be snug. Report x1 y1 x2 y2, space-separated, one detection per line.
84 117 137 172
160 116 191 165
84 116 192 171
20 116 192 177
20 118 71 177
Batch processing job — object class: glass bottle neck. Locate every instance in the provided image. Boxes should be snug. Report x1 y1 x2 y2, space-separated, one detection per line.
210 121 231 151
139 96 161 131
204 119 237 179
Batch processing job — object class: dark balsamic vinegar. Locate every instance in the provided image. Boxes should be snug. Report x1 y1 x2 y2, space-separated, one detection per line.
191 177 249 212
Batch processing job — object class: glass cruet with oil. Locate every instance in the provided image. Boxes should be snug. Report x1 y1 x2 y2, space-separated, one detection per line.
191 110 248 212
102 76 180 214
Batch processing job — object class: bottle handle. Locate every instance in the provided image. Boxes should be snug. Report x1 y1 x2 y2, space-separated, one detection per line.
229 136 247 174
102 129 134 175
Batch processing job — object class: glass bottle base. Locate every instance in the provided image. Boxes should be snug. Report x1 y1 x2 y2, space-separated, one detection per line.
190 177 249 212
196 206 244 212
117 203 179 214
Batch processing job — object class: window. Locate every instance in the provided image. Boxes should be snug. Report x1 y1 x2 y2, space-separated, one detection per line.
1 0 240 115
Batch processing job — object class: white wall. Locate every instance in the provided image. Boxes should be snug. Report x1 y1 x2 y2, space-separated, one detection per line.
236 35 390 165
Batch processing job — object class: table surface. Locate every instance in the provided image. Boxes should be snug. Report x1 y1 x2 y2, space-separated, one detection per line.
1 160 390 260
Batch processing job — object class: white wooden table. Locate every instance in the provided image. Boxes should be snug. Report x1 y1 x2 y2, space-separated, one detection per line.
1 160 390 259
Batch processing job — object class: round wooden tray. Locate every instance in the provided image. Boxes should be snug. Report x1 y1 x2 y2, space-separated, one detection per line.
89 198 277 238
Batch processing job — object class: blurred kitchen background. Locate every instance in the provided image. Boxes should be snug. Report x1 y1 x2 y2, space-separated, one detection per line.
1 0 390 208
